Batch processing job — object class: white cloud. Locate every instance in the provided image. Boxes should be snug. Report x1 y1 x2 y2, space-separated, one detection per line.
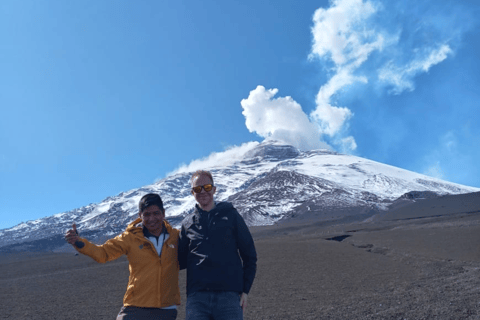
379 44 452 94
441 131 457 150
237 1 385 154
423 161 444 179
419 45 452 72
240 85 330 151
340 136 358 152
311 69 360 136
170 141 260 175
308 0 386 139
233 0 464 159
422 131 460 182
307 0 462 143
309 0 382 66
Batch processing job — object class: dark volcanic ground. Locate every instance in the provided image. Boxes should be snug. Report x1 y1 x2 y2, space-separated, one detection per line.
1 193 480 319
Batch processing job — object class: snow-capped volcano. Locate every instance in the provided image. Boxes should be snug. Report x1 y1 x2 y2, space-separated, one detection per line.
1 140 478 251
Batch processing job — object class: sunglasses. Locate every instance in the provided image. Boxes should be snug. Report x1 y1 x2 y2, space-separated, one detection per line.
191 184 214 194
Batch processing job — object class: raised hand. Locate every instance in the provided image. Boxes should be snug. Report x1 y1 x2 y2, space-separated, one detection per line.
64 223 79 245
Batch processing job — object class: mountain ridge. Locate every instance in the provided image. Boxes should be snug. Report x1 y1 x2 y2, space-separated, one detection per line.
1 140 478 252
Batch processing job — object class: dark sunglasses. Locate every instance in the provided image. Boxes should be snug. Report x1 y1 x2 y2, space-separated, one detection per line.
191 184 214 193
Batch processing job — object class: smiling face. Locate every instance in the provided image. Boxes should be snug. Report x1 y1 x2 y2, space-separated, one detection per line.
139 205 165 236
191 173 216 211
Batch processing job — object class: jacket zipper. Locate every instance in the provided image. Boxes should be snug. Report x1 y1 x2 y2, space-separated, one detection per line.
138 232 167 306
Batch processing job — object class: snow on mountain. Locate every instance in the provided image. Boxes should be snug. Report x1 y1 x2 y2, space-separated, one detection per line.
1 140 478 251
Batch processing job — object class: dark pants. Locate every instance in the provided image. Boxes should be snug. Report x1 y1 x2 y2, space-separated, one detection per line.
116 306 177 320
186 291 243 320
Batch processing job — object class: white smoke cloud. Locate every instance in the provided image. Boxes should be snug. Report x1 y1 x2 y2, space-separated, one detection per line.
339 136 358 153
305 0 461 152
309 0 386 143
311 70 358 136
441 131 457 151
238 0 459 154
238 0 391 154
170 141 259 175
424 161 445 180
171 85 331 176
379 44 452 94
309 0 384 67
240 85 330 151
422 131 458 180
171 0 467 177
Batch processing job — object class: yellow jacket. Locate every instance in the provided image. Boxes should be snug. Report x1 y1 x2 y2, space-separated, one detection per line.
76 218 180 308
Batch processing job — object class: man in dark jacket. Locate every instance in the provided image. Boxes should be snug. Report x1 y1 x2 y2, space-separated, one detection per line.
179 170 257 320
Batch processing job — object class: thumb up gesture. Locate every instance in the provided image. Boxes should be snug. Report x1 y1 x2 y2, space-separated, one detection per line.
65 223 79 245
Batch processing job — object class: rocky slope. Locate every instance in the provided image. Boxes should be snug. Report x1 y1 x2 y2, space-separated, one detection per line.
1 140 478 252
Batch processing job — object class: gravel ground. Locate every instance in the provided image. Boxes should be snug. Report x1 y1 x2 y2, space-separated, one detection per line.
1 210 479 319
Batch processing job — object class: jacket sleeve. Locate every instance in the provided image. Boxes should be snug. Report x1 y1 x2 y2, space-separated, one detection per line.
75 232 129 263
233 208 257 294
178 222 189 270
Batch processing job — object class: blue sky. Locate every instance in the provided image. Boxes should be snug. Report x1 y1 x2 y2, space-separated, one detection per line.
1 0 479 230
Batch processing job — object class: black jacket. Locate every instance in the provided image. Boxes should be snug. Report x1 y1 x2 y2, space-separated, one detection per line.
178 202 257 295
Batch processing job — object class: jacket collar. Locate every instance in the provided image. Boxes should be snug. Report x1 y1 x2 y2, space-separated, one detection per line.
127 217 173 237
143 224 168 238
194 202 218 215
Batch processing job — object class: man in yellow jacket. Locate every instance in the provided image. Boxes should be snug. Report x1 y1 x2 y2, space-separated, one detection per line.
65 193 180 320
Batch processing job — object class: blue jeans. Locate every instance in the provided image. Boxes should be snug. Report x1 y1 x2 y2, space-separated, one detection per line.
186 291 243 320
